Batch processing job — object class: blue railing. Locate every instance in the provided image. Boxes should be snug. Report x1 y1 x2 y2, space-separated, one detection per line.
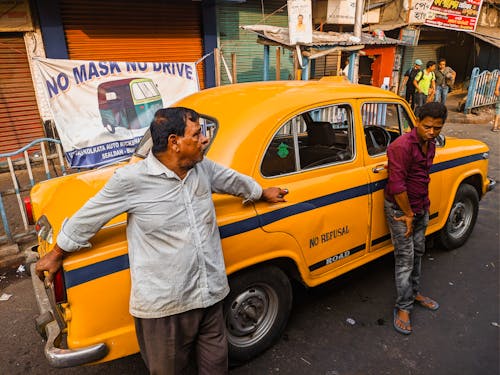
464 67 499 114
0 138 66 243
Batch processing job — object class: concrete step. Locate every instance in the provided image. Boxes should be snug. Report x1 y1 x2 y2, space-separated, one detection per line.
0 252 25 271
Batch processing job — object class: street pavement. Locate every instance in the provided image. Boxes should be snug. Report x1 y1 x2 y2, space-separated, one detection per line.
0 97 498 375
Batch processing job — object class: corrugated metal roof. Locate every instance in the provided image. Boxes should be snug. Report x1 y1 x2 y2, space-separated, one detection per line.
241 24 405 48
466 26 500 48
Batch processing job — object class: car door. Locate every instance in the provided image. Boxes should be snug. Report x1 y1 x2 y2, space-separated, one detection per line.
252 103 371 281
359 100 413 252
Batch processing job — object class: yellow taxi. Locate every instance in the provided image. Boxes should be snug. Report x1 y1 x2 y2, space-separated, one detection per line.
30 78 495 367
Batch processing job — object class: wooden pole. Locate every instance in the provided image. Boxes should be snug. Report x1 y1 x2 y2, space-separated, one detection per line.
276 47 281 80
231 53 237 84
214 48 221 87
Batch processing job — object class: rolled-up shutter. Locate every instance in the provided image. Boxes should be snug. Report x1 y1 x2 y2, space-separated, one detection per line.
217 0 294 84
400 43 443 86
0 34 44 154
59 0 205 88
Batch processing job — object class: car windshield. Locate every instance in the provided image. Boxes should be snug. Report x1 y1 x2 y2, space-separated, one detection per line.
134 114 218 158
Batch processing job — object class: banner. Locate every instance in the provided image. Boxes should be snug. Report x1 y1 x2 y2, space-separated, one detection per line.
35 58 199 168
424 0 483 31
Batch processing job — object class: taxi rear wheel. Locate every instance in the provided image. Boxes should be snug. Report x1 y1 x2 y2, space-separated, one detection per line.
224 266 292 365
439 184 479 250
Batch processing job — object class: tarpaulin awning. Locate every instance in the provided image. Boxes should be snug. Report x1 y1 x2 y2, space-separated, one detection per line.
466 26 500 48
241 24 405 48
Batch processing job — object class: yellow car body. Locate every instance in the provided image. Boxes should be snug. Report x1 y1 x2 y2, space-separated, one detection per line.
30 79 494 367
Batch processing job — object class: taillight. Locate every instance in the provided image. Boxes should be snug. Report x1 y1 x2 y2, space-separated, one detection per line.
53 269 67 304
24 197 34 225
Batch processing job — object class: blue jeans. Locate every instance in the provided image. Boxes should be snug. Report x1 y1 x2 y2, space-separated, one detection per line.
384 200 429 311
435 85 449 105
414 92 428 111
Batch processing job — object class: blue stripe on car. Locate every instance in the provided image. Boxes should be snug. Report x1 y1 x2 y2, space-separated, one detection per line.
63 153 483 288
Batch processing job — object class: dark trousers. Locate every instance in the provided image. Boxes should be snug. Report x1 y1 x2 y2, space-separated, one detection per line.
134 301 228 375
405 89 416 110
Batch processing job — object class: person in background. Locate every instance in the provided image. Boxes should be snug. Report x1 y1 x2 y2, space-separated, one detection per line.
402 59 422 110
384 102 447 335
413 61 436 111
492 76 500 132
434 58 456 105
35 107 288 375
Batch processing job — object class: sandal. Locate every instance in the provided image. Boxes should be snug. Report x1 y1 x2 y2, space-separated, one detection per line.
393 308 412 335
415 295 440 311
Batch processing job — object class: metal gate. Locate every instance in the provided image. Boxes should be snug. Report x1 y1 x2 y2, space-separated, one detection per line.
464 67 500 114
0 138 67 244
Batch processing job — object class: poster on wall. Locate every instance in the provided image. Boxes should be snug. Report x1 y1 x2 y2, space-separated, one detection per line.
35 58 199 168
424 0 483 31
288 0 313 44
409 0 484 31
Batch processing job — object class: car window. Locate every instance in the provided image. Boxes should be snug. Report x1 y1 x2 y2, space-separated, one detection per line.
261 104 354 177
362 103 410 156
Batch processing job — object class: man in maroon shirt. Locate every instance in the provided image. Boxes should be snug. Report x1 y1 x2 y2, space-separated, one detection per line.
384 102 447 335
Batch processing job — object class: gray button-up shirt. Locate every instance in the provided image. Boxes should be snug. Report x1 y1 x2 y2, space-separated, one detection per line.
57 153 263 318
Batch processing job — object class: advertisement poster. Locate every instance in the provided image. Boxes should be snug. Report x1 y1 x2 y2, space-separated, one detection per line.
35 58 199 168
288 0 313 44
424 0 483 31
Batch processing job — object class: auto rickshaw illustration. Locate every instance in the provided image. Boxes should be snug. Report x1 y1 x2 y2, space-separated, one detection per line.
98 78 163 133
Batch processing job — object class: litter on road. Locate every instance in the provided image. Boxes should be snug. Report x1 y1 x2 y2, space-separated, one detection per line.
0 293 12 301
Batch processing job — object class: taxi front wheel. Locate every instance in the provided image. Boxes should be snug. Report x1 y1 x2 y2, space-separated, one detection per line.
439 183 479 250
224 266 292 365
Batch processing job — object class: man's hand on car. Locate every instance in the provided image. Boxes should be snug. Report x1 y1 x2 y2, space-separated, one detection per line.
35 244 65 286
261 187 289 203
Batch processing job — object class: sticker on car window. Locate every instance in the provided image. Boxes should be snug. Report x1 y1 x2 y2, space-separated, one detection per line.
277 143 289 158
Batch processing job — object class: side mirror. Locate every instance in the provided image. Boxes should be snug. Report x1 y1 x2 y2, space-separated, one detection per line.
436 134 446 147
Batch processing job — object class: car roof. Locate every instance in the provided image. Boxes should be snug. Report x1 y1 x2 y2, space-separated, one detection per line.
175 79 402 169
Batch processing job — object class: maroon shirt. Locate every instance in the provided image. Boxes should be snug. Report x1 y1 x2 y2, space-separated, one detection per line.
384 128 436 214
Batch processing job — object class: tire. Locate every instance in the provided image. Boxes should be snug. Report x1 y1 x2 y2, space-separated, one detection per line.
439 184 479 250
104 123 115 134
224 266 292 364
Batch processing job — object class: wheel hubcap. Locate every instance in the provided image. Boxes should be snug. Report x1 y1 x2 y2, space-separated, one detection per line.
226 285 278 347
448 200 472 240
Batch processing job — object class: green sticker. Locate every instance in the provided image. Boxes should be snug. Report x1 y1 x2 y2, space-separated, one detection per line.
277 142 289 159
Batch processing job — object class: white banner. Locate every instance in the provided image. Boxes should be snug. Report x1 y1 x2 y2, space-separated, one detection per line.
35 58 199 168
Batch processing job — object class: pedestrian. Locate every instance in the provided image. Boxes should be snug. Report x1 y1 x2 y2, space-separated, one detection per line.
401 59 423 110
384 102 446 335
492 76 500 132
413 61 436 111
35 107 288 375
434 58 456 105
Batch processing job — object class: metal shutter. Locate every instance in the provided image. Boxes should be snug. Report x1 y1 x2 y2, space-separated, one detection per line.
217 0 295 84
59 0 205 88
400 43 443 86
0 34 44 154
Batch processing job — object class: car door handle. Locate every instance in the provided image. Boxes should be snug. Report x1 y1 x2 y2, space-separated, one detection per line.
372 164 387 173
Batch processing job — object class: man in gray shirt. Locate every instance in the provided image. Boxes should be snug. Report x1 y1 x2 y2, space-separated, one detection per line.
434 58 455 105
35 107 287 374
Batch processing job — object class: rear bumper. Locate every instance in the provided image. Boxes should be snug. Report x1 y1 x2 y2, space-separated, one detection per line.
30 263 108 368
487 177 496 192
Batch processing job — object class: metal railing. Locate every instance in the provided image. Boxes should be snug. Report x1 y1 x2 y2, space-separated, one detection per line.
0 138 67 244
464 67 499 114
